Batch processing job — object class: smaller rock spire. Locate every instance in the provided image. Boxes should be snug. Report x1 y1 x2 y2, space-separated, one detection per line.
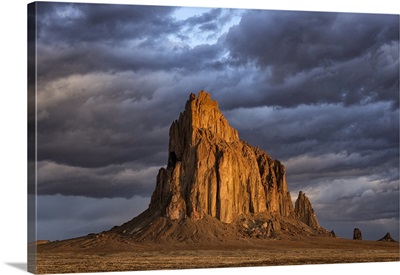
353 228 362 240
294 191 320 230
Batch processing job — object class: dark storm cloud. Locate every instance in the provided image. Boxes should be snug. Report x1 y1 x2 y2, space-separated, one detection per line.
36 160 158 198
181 8 239 32
35 3 233 80
37 3 178 44
37 194 149 240
223 10 399 108
37 40 225 81
35 69 216 169
35 3 230 173
306 177 399 226
226 11 397 77
225 102 398 160
35 2 183 81
36 4 227 83
38 91 169 167
184 8 222 26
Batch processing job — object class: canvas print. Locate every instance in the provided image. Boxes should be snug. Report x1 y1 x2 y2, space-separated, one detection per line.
28 1 399 274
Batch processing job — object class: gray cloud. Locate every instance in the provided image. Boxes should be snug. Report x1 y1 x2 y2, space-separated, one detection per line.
35 69 221 168
225 101 398 161
37 194 149 240
35 4 231 83
184 8 222 26
36 160 159 198
37 3 178 44
223 11 399 108
226 11 398 77
305 183 398 231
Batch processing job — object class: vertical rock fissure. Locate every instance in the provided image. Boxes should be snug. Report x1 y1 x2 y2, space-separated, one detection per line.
168 151 177 168
215 151 221 220
207 175 212 216
247 178 254 213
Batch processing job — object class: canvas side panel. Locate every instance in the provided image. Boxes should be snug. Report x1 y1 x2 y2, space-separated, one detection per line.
27 2 37 274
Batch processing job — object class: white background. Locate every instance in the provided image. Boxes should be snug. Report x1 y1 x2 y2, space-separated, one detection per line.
0 0 399 275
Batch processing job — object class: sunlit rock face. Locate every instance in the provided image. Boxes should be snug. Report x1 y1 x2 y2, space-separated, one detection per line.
294 191 320 230
149 91 294 223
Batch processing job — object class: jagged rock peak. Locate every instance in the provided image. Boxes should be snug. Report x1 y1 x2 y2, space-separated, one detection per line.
184 91 237 143
149 91 294 223
169 91 239 163
294 191 320 230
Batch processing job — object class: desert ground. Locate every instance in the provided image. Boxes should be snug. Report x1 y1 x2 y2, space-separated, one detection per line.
33 235 399 274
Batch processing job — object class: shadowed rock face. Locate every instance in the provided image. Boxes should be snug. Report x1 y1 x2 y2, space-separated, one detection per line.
294 191 320 230
378 232 397 242
149 91 294 223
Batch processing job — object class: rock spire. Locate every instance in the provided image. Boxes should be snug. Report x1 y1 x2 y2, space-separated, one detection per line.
353 228 362 240
294 191 320 230
149 91 294 223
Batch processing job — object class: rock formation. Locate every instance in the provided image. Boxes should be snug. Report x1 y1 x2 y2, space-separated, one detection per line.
294 191 320 230
353 228 362 240
149 91 294 223
116 91 330 241
378 232 397 242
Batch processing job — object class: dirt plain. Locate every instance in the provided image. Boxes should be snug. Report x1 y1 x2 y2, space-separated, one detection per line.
33 234 399 274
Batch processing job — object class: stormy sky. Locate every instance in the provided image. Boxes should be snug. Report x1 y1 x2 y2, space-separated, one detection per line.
31 2 399 241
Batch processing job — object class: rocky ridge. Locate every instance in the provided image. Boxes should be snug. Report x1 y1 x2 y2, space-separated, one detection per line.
114 91 332 242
